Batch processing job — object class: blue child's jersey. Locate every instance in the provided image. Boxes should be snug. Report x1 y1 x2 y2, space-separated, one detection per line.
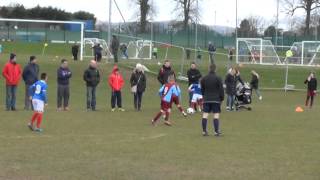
159 83 179 103
29 80 48 103
189 83 202 95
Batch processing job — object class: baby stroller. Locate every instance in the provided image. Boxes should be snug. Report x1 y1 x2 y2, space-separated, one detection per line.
235 82 252 111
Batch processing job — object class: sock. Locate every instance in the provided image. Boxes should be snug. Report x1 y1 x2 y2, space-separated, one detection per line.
191 102 196 110
165 111 170 121
31 112 39 125
36 113 43 129
213 119 219 133
153 111 162 122
177 105 183 113
202 118 207 132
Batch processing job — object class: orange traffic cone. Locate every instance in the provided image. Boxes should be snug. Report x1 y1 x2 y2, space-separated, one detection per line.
295 106 304 112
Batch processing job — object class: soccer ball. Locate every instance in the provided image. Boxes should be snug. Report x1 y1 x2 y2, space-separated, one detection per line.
157 61 161 66
187 107 195 114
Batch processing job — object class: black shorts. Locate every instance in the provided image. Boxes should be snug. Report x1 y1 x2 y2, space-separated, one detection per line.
203 103 221 113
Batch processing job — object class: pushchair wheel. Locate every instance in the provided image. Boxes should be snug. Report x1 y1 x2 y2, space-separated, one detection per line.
247 107 252 111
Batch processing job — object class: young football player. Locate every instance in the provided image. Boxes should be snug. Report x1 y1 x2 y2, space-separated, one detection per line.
188 82 203 112
152 75 179 126
27 73 48 132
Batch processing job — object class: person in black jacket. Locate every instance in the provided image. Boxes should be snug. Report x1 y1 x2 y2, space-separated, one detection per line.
93 43 103 62
208 42 216 64
304 72 317 108
57 59 72 111
200 64 224 136
187 62 202 105
130 64 147 111
111 35 120 63
157 60 175 85
250 70 262 100
71 44 79 60
83 60 100 111
22 56 39 110
225 68 236 111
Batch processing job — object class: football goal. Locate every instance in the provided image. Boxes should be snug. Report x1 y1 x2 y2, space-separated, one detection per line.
236 38 281 65
285 41 320 65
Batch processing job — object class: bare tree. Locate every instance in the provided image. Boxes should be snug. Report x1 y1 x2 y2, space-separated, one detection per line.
173 0 199 29
131 0 155 33
283 0 320 35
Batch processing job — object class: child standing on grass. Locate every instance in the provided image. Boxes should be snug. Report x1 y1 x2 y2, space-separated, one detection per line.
250 70 262 100
304 72 317 108
27 73 48 132
109 65 125 112
152 75 179 126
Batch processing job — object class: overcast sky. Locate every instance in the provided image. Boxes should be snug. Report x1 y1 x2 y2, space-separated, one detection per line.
1 0 304 29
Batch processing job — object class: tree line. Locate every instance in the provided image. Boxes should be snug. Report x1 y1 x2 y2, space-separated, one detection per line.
0 4 96 24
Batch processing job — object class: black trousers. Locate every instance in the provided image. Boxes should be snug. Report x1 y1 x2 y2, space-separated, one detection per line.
113 51 118 63
95 53 102 62
134 91 143 110
72 52 78 60
111 91 122 108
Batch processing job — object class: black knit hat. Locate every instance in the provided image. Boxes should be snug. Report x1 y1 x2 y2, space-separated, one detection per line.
10 53 16 60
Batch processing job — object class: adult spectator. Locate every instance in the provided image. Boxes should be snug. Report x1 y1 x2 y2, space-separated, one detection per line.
157 60 175 85
208 42 216 64
200 64 224 136
130 63 147 111
57 59 72 111
120 43 128 59
22 55 39 110
225 68 236 111
187 62 202 105
111 35 120 63
2 53 22 111
83 60 100 111
93 43 103 62
71 44 79 61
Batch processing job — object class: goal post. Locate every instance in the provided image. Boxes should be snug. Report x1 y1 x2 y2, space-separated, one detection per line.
0 18 85 60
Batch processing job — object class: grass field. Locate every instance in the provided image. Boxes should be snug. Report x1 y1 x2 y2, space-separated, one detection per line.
0 42 319 180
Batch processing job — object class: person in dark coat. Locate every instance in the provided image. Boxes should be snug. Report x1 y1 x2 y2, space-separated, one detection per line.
130 63 147 111
208 42 216 64
187 62 202 105
120 43 128 59
22 56 39 110
250 70 262 100
225 68 236 111
200 64 224 136
157 60 175 85
93 43 103 62
71 44 79 60
111 35 120 63
304 72 317 108
83 60 100 111
57 59 72 111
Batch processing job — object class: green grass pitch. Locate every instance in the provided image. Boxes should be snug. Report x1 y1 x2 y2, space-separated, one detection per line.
0 42 319 179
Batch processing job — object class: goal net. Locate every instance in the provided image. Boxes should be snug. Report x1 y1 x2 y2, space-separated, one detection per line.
83 38 111 59
284 41 320 65
127 40 152 60
236 38 280 65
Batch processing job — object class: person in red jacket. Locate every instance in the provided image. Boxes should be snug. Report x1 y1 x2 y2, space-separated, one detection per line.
2 53 22 111
108 65 125 112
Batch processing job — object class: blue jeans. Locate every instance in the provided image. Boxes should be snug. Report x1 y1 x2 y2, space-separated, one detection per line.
226 94 235 109
6 85 17 110
86 86 96 110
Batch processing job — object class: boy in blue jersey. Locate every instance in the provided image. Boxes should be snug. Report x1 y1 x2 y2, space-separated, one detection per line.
27 73 48 132
170 83 187 117
188 82 203 112
152 75 179 126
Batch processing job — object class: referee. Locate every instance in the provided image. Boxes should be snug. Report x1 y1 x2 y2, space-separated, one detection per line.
200 64 224 136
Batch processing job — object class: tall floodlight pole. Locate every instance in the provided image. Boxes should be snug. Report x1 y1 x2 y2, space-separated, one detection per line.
235 0 238 63
151 0 154 42
108 0 112 48
275 0 279 46
194 0 199 60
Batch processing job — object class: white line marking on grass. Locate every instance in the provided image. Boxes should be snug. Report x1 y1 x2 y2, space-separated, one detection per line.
140 133 167 140
0 135 53 139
